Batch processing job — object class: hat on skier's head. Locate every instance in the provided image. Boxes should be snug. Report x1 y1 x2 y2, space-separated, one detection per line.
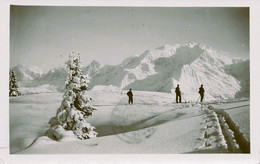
177 84 179 86
201 84 203 87
129 88 132 90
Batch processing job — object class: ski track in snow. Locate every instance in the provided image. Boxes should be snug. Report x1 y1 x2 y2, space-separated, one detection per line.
194 102 249 153
194 104 228 153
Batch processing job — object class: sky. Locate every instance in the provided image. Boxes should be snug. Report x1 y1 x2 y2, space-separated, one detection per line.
10 6 249 72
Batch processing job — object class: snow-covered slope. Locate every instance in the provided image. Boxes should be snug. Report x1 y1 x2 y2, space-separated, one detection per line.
9 90 250 154
88 42 247 101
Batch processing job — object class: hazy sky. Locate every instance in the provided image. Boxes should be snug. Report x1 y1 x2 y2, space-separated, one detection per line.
10 6 249 72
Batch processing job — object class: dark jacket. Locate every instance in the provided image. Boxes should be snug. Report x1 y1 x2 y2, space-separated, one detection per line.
199 87 205 94
127 90 133 97
175 86 181 94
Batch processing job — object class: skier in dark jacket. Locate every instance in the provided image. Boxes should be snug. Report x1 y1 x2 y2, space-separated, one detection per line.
127 88 133 105
198 84 205 102
175 84 181 103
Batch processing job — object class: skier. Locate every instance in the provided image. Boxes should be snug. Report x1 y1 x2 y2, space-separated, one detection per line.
198 84 205 102
175 84 181 103
127 88 133 105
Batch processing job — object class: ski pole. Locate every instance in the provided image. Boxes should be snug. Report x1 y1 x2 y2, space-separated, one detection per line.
196 96 200 103
182 94 187 103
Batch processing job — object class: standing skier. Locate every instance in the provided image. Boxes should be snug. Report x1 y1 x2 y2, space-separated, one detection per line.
175 84 181 103
127 88 133 105
198 84 205 102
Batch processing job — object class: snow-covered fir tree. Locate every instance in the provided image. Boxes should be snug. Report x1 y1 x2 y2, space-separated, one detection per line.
9 70 21 97
56 52 98 139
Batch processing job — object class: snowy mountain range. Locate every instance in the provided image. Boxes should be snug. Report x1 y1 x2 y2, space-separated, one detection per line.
11 60 103 92
88 42 248 100
10 42 249 100
11 65 43 85
26 67 67 91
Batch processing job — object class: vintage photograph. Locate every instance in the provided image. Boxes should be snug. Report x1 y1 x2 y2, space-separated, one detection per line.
9 6 249 154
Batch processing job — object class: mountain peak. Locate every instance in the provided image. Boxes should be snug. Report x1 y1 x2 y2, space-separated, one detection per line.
89 60 103 67
184 41 198 48
27 65 44 75
156 44 181 51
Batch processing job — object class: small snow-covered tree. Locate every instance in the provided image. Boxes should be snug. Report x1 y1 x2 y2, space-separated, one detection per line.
9 70 21 97
56 52 98 139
